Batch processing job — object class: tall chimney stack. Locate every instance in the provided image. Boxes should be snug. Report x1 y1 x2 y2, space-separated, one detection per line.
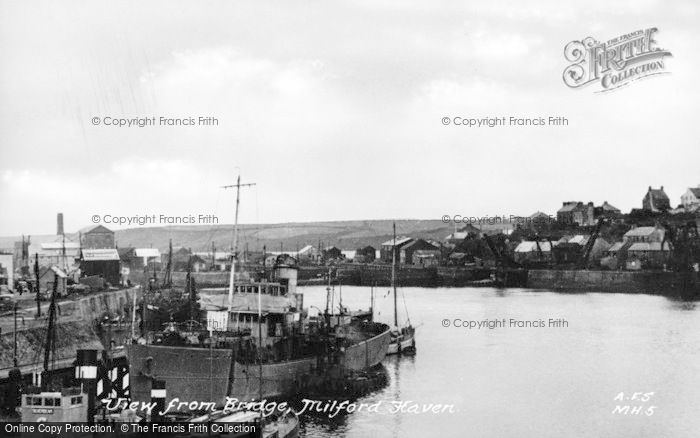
57 213 64 236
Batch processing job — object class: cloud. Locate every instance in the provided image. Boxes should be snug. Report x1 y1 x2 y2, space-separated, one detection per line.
1 0 699 235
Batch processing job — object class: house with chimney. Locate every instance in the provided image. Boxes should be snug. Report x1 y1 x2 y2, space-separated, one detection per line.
557 202 595 226
642 186 671 212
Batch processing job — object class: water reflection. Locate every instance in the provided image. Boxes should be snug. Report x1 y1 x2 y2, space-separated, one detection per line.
298 286 700 438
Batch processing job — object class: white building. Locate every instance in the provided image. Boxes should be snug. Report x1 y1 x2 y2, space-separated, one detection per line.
680 186 700 209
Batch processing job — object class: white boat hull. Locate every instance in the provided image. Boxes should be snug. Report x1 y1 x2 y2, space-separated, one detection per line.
387 333 415 355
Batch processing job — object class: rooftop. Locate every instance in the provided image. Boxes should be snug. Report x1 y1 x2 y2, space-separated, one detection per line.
623 226 660 237
381 236 413 247
78 224 114 234
134 248 160 258
514 241 553 252
81 248 120 261
628 242 670 251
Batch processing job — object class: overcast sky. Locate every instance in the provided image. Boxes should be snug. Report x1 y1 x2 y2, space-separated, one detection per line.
1 0 699 236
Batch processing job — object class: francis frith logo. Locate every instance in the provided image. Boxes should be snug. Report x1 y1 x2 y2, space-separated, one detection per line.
563 28 672 92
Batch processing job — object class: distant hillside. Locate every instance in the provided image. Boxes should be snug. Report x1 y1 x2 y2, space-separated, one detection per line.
1 220 513 253
114 220 454 252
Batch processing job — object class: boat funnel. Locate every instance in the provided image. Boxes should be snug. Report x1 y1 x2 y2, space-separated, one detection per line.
274 264 298 295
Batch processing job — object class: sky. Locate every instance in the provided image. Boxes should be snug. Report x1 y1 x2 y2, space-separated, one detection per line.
1 0 699 236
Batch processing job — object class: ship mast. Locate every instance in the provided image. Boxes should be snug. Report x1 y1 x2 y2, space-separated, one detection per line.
42 273 59 390
222 176 256 313
258 273 263 414
392 222 398 328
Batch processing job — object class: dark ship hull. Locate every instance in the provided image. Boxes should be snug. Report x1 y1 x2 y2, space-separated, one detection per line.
127 322 390 408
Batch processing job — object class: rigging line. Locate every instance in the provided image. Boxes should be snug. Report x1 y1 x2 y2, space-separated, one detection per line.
401 288 411 325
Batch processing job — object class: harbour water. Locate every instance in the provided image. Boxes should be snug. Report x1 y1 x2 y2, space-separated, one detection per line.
299 286 700 438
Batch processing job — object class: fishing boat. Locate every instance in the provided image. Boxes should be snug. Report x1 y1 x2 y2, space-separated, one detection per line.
16 273 95 423
386 222 416 356
127 176 391 412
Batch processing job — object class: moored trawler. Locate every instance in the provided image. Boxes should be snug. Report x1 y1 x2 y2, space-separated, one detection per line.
127 262 391 409
128 177 390 411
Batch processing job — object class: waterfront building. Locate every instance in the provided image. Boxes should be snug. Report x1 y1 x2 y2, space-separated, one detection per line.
80 248 121 286
400 239 440 265
322 246 343 261
266 245 321 265
266 253 297 267
297 245 321 264
623 226 665 244
606 226 670 270
626 242 671 270
354 245 376 263
600 241 632 270
513 241 553 264
553 236 611 266
380 236 413 262
412 250 440 267
447 252 468 266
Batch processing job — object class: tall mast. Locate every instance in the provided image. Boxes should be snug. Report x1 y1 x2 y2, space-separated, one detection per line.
325 268 331 315
42 273 59 389
222 176 256 313
162 239 172 288
13 303 19 367
392 222 398 328
61 233 67 273
34 254 41 317
258 274 263 410
229 176 241 313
